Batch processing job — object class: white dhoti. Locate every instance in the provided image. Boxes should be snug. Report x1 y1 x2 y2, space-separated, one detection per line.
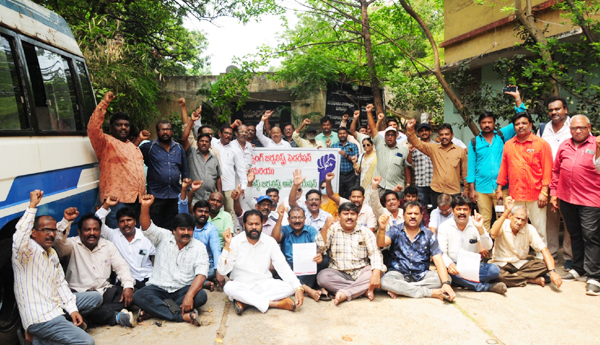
223 279 294 313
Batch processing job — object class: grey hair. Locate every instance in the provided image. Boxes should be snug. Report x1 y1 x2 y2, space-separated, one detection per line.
510 205 530 218
437 193 453 207
571 114 591 125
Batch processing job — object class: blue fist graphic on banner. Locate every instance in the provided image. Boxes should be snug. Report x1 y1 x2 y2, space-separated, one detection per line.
317 154 336 184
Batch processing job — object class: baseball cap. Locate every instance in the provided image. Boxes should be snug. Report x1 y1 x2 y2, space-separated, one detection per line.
256 195 274 204
384 126 397 134
417 123 431 131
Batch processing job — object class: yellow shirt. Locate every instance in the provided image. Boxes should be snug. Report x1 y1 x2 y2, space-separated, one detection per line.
321 197 339 218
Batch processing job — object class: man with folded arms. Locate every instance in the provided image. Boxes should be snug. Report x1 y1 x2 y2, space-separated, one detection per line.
13 190 101 345
218 210 304 315
437 196 506 294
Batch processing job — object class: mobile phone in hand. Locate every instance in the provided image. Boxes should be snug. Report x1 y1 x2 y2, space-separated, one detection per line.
502 86 518 93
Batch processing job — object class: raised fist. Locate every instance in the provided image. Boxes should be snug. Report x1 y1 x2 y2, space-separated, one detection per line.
63 207 79 222
191 180 203 192
302 118 311 126
317 154 336 184
342 114 349 122
29 190 44 208
406 119 417 130
103 92 115 104
365 104 374 113
178 98 186 107
141 194 155 207
104 196 119 207
139 130 151 141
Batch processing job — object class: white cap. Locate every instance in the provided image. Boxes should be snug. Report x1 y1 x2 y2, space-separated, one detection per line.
384 126 398 134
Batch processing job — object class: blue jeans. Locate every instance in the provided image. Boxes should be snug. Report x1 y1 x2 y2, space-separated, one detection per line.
450 262 500 292
27 292 102 345
133 284 207 322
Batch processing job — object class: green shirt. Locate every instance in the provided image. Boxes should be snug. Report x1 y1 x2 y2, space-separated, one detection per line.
315 131 339 146
209 210 234 248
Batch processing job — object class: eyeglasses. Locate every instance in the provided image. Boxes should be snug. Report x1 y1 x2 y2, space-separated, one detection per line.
363 144 371 147
290 216 305 221
34 228 57 235
307 198 320 202
570 126 589 131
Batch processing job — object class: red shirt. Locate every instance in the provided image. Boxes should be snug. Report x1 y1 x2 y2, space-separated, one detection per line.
550 135 600 207
497 133 552 201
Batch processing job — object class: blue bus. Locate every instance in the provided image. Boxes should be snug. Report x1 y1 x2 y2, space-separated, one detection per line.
0 0 99 343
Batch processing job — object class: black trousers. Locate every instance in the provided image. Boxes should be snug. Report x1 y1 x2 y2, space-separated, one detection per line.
560 200 600 280
149 198 179 229
430 190 460 209
339 171 357 199
88 286 126 326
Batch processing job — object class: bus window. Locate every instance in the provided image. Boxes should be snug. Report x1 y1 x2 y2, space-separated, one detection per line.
22 42 79 131
75 60 95 125
0 35 27 130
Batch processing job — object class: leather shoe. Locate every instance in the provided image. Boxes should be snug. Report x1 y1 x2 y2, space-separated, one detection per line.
276 297 296 311
233 300 247 315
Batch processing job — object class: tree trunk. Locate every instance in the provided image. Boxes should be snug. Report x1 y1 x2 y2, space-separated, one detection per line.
514 0 559 95
397 0 479 135
360 0 385 116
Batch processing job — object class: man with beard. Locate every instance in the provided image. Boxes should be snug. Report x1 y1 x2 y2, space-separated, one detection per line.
55 213 136 328
407 119 468 203
207 191 234 248
315 116 339 146
233 192 278 237
325 172 376 232
218 210 304 315
272 205 330 301
134 195 209 326
139 120 188 229
370 177 404 231
437 196 506 294
88 91 145 229
293 118 325 148
407 123 435 207
95 196 155 290
182 111 222 204
231 124 253 170
247 124 263 147
316 203 385 305
178 100 221 164
256 110 291 148
366 104 410 197
13 191 102 345
377 201 456 301
289 169 334 231
467 112 516 230
283 123 299 147
331 127 359 198
496 112 553 250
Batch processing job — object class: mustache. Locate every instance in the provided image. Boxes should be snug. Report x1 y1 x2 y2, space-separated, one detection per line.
181 234 191 239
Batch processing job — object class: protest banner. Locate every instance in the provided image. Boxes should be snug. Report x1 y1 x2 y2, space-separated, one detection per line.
249 148 341 204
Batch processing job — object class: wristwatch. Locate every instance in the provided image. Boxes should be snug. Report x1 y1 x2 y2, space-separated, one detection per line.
443 280 451 286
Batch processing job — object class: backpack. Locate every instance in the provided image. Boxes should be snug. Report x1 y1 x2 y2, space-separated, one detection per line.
470 130 505 152
539 122 548 136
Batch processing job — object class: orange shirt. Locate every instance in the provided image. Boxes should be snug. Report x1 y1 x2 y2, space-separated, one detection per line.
87 103 145 203
496 133 552 201
321 196 339 218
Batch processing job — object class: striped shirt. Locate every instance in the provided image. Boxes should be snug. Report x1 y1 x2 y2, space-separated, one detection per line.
372 134 409 190
315 222 386 279
12 208 78 329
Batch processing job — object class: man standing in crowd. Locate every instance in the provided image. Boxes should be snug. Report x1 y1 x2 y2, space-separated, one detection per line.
406 119 467 208
231 124 253 171
87 91 145 228
13 190 101 345
315 116 339 146
316 203 385 305
96 196 155 290
331 127 359 198
407 123 435 207
247 124 263 147
289 169 333 231
366 104 410 196
55 213 136 328
489 197 562 289
178 100 221 163
134 195 209 326
378 117 407 143
437 196 506 294
550 115 600 295
467 112 516 230
140 120 188 229
324 173 376 232
218 210 304 315
377 201 456 301
283 123 299 147
293 119 325 148
496 112 553 248
256 111 291 148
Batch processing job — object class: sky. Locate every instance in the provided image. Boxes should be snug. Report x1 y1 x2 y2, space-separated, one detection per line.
184 6 301 75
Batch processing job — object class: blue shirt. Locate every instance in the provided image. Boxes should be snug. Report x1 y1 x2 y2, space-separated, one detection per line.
140 139 189 199
386 223 442 281
280 225 319 267
466 124 516 193
192 222 221 271
331 141 359 173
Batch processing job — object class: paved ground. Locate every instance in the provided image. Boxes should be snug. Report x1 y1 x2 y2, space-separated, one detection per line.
88 266 600 345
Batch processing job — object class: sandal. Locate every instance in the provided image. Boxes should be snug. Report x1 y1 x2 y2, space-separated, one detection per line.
320 290 333 301
189 308 201 327
136 309 152 323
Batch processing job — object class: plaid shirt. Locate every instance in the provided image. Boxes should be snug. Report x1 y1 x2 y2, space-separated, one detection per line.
412 148 433 187
332 141 359 173
315 222 386 279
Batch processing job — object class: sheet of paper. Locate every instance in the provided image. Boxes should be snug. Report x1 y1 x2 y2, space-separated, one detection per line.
293 243 317 276
456 250 481 282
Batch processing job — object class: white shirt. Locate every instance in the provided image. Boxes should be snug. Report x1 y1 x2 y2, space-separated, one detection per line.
213 139 248 191
452 138 467 149
217 232 301 289
430 208 454 230
96 207 155 281
256 121 292 148
537 116 571 160
340 197 377 230
230 139 253 171
437 217 493 268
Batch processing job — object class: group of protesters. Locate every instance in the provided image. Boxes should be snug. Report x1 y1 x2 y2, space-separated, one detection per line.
12 88 600 345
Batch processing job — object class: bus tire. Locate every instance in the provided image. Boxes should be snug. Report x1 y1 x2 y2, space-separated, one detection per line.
0 238 21 345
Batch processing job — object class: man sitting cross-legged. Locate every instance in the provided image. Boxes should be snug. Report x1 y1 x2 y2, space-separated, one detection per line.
271 204 331 301
377 201 456 301
316 202 385 305
133 194 209 326
489 196 563 289
218 210 305 315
